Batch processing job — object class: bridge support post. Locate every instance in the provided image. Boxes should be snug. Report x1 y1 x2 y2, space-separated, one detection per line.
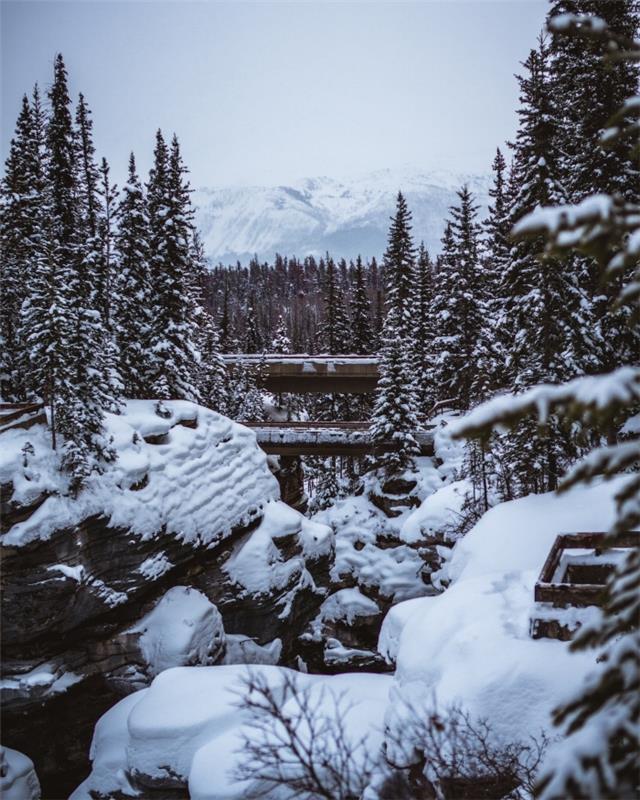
269 455 307 513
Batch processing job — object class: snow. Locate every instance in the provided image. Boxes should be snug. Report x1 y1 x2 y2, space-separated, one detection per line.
69 690 147 800
0 746 41 800
137 552 173 580
130 586 225 676
0 399 279 547
224 499 332 596
193 167 490 264
74 664 391 800
378 478 624 765
320 587 380 625
399 479 470 543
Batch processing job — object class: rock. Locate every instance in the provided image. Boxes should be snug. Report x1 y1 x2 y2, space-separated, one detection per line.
1 502 332 797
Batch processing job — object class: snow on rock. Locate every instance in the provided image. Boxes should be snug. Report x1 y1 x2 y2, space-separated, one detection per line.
320 587 380 626
224 499 332 597
69 690 147 800
1 400 279 547
399 479 471 544
130 586 225 676
73 664 391 800
221 635 282 666
379 479 623 762
0 746 41 800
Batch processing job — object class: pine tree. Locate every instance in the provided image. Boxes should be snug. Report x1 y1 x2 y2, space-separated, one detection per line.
271 314 292 354
412 243 435 417
431 186 484 411
147 131 200 400
319 255 350 354
350 255 373 354
498 37 591 494
369 193 420 476
46 55 116 486
115 153 155 397
0 93 38 401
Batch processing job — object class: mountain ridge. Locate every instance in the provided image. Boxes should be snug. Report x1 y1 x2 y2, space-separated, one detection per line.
193 167 491 265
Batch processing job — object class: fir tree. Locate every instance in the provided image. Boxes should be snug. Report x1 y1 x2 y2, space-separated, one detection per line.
458 21 640 796
369 193 420 476
245 293 262 353
271 314 292 354
198 313 228 413
147 131 200 400
0 93 38 400
319 255 350 354
115 153 155 397
412 243 435 417
350 255 373 354
498 38 591 494
46 54 116 486
431 185 484 411
548 0 640 374
472 147 511 401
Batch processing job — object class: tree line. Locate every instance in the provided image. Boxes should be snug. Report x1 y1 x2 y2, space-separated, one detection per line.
368 4 639 512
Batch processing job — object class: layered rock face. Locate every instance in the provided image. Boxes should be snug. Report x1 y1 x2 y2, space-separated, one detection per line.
0 401 332 797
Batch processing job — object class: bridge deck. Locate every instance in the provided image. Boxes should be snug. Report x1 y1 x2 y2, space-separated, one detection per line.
244 421 434 457
224 354 379 394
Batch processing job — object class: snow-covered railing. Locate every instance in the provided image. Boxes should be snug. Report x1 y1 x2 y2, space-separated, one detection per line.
530 531 639 640
244 421 434 456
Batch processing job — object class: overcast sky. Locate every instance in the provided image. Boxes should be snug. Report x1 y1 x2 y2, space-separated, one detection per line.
2 0 548 188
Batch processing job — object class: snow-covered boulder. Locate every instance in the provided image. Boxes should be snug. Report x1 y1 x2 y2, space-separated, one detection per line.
71 664 391 800
0 746 41 800
130 586 225 676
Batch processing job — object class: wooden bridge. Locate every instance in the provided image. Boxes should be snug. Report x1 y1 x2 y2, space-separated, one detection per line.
224 354 379 394
243 421 434 457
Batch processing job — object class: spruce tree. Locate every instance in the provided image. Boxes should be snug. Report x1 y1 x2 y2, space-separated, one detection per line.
431 186 484 411
271 314 292 354
550 0 640 375
0 94 37 401
350 255 373 354
319 255 350 354
147 131 200 401
198 314 228 414
115 153 155 397
499 38 591 494
46 55 116 486
472 147 510 401
369 192 419 476
412 243 435 417
458 19 640 792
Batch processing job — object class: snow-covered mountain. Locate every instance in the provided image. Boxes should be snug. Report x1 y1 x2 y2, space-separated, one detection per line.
193 167 491 265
